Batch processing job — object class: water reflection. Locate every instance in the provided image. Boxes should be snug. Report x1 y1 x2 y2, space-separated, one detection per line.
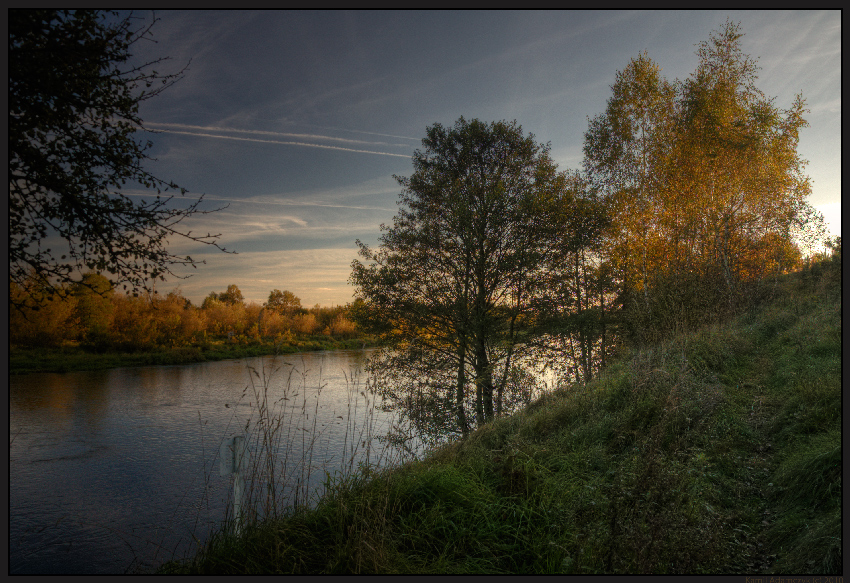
10 349 412 574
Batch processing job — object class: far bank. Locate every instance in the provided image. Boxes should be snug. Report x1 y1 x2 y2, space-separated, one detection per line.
9 336 381 375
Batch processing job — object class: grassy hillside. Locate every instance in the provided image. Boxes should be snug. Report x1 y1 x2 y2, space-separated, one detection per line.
159 261 840 574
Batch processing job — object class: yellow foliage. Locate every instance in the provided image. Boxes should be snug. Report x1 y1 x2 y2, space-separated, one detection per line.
10 281 78 347
292 313 319 335
330 315 358 338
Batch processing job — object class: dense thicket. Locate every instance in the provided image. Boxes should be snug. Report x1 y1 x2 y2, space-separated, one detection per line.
9 277 360 351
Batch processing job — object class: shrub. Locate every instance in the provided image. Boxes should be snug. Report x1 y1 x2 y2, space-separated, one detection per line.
330 315 358 339
10 282 78 348
293 313 320 335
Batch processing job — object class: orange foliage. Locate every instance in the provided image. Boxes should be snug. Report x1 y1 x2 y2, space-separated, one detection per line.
292 313 320 335
330 315 358 338
110 294 159 351
10 280 78 348
11 279 364 350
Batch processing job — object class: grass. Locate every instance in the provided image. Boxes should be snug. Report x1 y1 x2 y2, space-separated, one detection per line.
158 260 840 574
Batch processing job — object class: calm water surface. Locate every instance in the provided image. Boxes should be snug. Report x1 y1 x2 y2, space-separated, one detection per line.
10 349 420 574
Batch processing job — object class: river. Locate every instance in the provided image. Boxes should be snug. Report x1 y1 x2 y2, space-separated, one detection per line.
9 349 422 574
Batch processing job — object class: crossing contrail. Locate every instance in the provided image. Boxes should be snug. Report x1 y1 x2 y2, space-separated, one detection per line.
152 128 412 158
146 122 414 152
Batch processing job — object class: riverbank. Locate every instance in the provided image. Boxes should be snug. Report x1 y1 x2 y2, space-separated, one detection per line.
9 336 380 375
159 262 840 574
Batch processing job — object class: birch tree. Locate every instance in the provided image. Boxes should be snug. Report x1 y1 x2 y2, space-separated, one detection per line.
584 21 825 340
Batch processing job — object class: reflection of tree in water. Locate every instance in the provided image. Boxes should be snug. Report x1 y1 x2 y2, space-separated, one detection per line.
366 344 550 451
365 328 628 452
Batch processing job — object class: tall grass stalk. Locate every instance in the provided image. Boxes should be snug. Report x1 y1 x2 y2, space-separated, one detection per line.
164 352 420 573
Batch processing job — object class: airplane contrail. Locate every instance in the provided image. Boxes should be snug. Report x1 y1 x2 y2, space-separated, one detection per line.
154 129 411 158
146 122 413 149
201 194 396 213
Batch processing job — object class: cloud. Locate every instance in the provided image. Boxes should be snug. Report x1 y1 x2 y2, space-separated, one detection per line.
183 173 402 210
151 128 411 158
302 124 420 142
200 194 395 213
240 215 308 229
161 200 392 253
807 97 841 116
166 247 362 306
146 122 415 149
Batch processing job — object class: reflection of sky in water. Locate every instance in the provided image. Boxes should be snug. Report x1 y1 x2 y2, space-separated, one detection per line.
10 349 415 574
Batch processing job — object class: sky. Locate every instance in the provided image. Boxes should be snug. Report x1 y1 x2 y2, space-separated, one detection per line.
120 10 840 307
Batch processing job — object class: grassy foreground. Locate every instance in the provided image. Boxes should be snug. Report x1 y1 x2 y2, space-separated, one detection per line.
159 264 840 574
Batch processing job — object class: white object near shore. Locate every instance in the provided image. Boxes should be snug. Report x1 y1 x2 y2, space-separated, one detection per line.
220 435 247 536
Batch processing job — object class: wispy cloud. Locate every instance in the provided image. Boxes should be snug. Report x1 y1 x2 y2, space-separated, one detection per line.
117 172 401 212
305 124 421 142
200 194 395 213
146 122 415 149
150 128 412 158
167 247 362 306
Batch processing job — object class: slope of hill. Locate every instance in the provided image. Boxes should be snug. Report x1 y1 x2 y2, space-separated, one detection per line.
161 259 840 574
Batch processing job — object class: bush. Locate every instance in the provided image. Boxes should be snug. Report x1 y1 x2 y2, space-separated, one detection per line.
330 315 358 339
293 313 320 335
9 286 78 348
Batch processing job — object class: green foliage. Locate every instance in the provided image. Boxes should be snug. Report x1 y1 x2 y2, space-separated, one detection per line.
351 117 606 434
265 289 301 315
9 10 229 307
764 429 841 574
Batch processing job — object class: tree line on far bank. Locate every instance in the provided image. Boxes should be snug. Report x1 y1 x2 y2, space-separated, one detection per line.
9 276 360 351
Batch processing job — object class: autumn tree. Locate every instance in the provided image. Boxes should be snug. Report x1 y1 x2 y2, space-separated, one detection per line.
584 21 826 341
148 289 205 347
218 284 245 306
530 174 616 385
265 289 301 316
583 51 677 326
673 21 820 299
71 272 115 346
351 117 583 436
203 284 244 308
9 274 78 348
110 293 159 350
9 10 229 309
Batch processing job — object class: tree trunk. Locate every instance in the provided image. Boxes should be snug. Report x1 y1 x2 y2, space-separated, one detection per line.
496 311 518 418
474 372 484 426
474 335 494 423
599 273 606 371
456 337 469 435
576 250 592 384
